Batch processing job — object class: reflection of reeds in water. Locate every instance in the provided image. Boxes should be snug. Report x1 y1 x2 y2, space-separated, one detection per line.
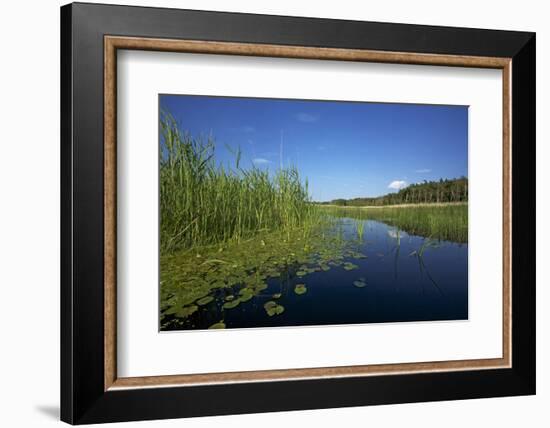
385 227 402 282
409 238 444 295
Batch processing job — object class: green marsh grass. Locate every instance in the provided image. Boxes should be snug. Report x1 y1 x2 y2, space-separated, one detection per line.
160 112 321 254
356 220 365 242
323 204 468 243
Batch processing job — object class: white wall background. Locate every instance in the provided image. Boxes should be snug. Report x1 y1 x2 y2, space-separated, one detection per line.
0 0 546 427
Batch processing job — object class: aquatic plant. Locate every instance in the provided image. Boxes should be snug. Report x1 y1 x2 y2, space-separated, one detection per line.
160 112 321 254
353 277 367 288
343 262 359 271
159 222 358 330
294 284 307 295
322 204 468 243
209 321 226 329
356 219 365 242
264 301 285 316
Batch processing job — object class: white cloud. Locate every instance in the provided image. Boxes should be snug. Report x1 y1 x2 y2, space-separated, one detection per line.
388 180 408 190
295 112 319 123
252 158 271 165
415 168 431 173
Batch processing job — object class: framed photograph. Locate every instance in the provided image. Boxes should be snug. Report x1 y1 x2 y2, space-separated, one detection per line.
61 2 535 424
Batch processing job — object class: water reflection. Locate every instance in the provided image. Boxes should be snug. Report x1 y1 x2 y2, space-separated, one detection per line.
164 216 468 331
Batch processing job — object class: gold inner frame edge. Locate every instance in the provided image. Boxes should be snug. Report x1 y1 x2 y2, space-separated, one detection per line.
104 36 512 391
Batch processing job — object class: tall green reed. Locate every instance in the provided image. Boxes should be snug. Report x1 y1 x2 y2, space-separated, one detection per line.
160 112 319 254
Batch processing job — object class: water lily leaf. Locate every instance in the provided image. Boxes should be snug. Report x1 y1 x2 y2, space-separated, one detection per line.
272 293 282 299
294 284 307 295
343 262 359 271
264 301 277 310
223 299 241 309
254 283 268 292
164 307 179 316
196 296 214 306
239 290 254 302
264 301 285 316
296 270 307 277
211 280 227 288
225 295 235 301
353 280 367 288
209 321 226 329
175 305 198 318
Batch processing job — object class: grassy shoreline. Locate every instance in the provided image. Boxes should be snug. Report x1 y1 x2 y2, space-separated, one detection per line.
322 203 468 243
319 201 467 209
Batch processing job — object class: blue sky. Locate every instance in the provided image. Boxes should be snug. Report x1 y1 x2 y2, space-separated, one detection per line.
160 95 468 201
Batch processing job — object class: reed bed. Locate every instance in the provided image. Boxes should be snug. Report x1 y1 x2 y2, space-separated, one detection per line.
323 204 468 243
160 112 320 254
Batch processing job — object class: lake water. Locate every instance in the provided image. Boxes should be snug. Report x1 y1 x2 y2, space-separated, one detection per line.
162 216 468 331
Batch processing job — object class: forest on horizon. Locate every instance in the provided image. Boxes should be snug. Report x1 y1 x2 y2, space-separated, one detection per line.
317 177 468 207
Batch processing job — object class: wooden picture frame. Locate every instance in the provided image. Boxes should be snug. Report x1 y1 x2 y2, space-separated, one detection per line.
61 2 535 424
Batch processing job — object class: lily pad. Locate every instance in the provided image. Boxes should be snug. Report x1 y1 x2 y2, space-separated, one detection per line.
223 299 241 309
253 283 268 292
296 270 307 277
353 280 367 288
163 305 180 315
239 289 254 302
175 305 198 318
208 321 226 329
225 295 235 301
264 301 285 316
196 296 214 306
272 293 282 299
294 284 307 295
352 252 368 259
343 262 359 271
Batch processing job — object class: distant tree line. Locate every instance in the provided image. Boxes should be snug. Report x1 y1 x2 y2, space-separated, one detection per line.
319 177 468 207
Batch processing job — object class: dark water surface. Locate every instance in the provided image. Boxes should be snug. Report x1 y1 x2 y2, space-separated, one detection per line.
163 217 468 331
